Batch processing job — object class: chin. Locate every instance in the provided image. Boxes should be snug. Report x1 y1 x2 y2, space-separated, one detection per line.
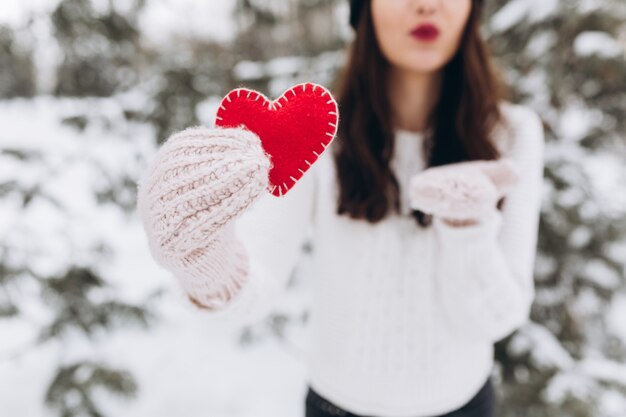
401 57 446 74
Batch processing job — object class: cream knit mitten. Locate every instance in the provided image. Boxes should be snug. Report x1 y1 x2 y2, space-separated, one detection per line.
409 158 520 221
136 126 272 310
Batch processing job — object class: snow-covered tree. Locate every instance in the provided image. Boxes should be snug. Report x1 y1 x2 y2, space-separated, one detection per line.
51 0 146 96
483 1 626 415
1 1 158 415
0 25 35 97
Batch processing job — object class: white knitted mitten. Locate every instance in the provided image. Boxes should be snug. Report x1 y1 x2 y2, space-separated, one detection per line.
136 125 272 310
409 158 520 221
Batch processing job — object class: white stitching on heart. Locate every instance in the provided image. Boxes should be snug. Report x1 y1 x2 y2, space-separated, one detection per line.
216 83 339 196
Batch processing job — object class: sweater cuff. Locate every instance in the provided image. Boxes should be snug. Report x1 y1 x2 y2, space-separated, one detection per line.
432 208 503 244
181 254 278 327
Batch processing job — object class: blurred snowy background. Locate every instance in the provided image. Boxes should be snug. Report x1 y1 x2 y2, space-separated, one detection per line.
0 0 625 416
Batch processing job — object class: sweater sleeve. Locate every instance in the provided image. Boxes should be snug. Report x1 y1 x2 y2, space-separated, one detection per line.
431 105 545 342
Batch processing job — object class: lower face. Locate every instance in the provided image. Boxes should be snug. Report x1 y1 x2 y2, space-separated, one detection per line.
370 0 473 74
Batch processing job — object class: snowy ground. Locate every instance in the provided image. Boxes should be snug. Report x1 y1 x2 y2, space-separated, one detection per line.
0 95 316 417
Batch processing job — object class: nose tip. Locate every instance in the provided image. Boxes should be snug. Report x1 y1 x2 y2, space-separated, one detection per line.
415 0 437 14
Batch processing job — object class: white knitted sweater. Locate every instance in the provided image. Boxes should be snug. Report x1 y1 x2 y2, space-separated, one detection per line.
137 101 545 417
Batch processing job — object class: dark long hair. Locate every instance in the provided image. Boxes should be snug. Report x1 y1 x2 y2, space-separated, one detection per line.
330 0 512 227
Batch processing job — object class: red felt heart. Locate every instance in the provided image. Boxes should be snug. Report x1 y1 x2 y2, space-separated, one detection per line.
215 82 339 197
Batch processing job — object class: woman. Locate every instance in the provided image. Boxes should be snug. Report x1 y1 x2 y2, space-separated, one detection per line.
136 0 545 416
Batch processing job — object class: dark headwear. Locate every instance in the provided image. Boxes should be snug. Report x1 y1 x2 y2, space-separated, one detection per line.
349 0 366 30
349 0 484 30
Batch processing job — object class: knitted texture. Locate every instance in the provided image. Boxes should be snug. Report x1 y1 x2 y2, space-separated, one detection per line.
408 159 520 221
136 125 272 310
281 101 542 417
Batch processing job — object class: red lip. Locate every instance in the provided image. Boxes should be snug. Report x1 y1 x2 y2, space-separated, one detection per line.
410 23 440 41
